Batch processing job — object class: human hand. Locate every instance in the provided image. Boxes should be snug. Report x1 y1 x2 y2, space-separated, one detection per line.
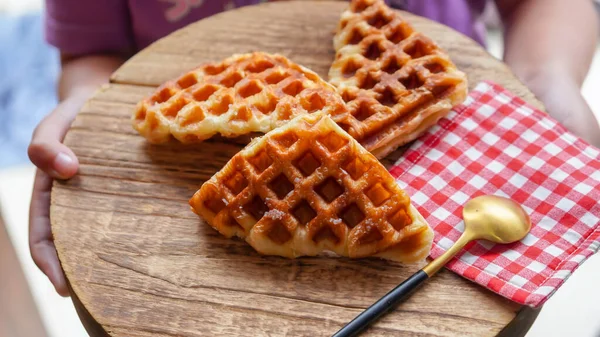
497 0 599 146
27 96 85 297
26 53 125 296
534 77 600 148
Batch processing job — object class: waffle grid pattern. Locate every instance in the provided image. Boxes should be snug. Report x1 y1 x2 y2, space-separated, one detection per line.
329 0 468 159
191 113 433 262
133 52 345 144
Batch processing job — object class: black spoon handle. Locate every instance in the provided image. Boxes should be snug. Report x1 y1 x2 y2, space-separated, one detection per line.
332 270 429 337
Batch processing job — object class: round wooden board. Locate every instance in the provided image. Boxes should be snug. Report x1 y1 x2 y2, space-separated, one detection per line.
51 2 543 336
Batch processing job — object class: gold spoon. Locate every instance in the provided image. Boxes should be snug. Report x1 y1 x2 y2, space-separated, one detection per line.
333 195 532 337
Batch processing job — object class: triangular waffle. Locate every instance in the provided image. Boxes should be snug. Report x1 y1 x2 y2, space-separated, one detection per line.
190 112 433 262
133 52 346 144
328 0 468 159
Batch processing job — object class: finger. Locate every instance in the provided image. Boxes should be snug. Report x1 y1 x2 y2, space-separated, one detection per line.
28 103 79 180
29 169 70 297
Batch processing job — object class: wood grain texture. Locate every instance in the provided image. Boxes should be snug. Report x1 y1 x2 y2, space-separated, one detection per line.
51 2 544 336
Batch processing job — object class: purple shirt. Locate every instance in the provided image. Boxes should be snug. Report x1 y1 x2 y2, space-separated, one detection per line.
45 0 487 56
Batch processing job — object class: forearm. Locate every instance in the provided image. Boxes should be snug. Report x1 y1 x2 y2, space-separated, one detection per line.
496 0 600 146
499 0 598 88
58 54 125 102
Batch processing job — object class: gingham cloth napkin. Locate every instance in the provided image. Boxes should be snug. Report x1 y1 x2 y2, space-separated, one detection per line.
389 81 600 307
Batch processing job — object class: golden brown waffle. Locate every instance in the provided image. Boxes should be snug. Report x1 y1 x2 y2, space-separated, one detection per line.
329 0 468 159
132 52 345 144
190 112 433 262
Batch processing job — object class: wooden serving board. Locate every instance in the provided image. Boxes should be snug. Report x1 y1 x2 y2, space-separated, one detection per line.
51 2 543 336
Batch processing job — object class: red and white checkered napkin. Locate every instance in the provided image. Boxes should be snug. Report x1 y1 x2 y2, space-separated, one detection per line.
388 81 600 307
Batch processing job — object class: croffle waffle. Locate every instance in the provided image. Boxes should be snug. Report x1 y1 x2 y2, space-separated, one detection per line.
190 112 433 263
328 0 468 159
132 52 346 144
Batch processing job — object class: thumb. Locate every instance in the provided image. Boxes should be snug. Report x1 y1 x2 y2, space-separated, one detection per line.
28 102 80 179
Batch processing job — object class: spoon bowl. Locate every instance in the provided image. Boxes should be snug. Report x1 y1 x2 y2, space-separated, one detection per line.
463 195 531 244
